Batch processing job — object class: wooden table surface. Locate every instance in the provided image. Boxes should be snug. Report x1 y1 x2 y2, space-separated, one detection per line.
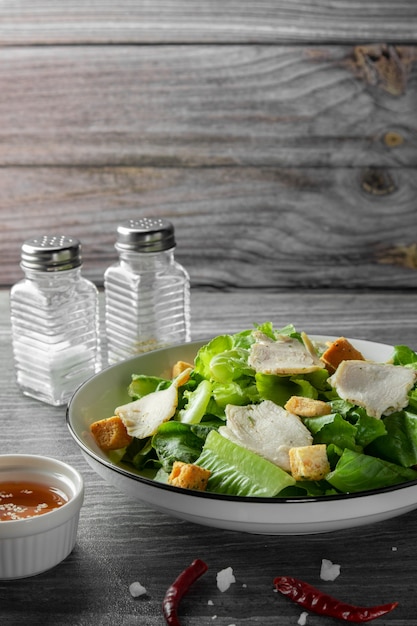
2 2 417 294
1 287 417 625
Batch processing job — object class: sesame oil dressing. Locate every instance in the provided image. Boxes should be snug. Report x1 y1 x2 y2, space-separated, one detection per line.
0 481 68 521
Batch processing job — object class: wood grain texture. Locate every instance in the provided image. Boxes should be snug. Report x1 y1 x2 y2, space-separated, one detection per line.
2 166 417 288
0 0 417 44
1 5 417 292
1 42 416 289
1 289 417 625
0 44 416 168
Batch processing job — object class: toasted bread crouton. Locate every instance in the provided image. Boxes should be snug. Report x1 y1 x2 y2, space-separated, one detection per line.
90 416 133 451
168 461 211 491
322 337 365 373
289 444 330 481
172 360 194 378
284 396 331 418
173 366 193 388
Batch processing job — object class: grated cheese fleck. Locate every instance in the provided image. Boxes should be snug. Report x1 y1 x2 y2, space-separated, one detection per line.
129 581 147 597
320 558 341 581
298 611 309 625
216 567 236 592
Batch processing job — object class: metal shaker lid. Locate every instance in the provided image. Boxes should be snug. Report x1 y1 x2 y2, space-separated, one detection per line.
115 218 176 253
20 235 82 271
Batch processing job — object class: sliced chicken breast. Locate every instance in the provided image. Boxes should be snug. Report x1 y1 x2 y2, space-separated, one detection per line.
328 360 417 419
219 399 313 471
248 331 323 375
115 367 192 439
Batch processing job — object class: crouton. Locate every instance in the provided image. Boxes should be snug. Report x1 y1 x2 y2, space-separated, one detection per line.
90 416 133 451
284 396 331 418
322 337 365 373
168 461 211 491
289 444 330 481
172 360 194 378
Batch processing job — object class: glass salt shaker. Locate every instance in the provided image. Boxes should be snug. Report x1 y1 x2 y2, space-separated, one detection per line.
10 235 100 406
104 217 191 364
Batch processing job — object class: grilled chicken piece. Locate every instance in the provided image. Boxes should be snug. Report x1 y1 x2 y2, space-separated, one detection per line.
219 399 313 471
115 368 192 439
248 331 323 375
329 360 417 419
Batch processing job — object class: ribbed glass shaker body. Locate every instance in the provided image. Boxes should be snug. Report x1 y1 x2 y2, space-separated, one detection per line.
10 236 100 406
104 218 190 364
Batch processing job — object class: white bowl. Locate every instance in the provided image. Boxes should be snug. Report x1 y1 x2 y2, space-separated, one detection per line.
0 454 84 579
67 337 417 535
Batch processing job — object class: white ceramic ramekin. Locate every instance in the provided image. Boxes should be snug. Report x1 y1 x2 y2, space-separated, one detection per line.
0 454 84 579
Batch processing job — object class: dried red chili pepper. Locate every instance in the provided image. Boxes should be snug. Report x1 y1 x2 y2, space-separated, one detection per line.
274 576 398 623
163 558 208 626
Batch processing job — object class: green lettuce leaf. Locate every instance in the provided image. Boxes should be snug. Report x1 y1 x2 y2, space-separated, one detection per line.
212 380 259 408
392 345 417 369
406 388 417 414
306 414 362 452
152 422 207 472
194 335 234 380
304 410 386 455
256 322 300 341
121 437 158 471
128 374 170 399
178 379 212 424
255 373 318 407
278 480 339 497
366 411 417 467
209 348 254 382
351 409 387 448
327 448 417 493
196 430 295 497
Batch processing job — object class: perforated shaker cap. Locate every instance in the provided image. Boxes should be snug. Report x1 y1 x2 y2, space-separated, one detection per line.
115 218 176 253
20 235 82 271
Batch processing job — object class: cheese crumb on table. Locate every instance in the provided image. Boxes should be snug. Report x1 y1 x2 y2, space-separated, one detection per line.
320 558 341 581
298 611 309 625
216 567 236 592
129 581 147 597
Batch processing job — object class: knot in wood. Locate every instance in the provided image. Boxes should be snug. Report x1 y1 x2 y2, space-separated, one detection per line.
360 168 396 196
377 243 417 271
351 45 413 96
383 131 404 148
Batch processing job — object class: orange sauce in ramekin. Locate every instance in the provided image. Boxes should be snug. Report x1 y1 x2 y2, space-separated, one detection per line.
0 481 69 521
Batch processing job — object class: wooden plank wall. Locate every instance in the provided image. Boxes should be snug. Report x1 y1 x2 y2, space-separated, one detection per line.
1 1 417 289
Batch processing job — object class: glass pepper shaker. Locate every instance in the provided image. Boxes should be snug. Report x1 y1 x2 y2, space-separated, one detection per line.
104 217 191 364
10 235 100 406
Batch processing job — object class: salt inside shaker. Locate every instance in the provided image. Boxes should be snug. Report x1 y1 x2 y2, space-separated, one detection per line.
10 235 100 406
104 217 191 364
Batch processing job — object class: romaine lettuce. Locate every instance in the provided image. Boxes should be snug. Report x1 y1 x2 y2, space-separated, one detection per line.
196 430 296 497
152 421 208 472
327 448 417 493
366 411 417 467
178 380 212 424
305 414 361 453
392 345 417 369
256 372 318 407
128 374 170 399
